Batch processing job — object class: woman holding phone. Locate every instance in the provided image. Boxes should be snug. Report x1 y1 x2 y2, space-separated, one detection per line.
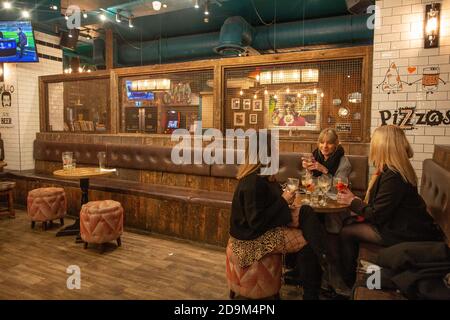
302 128 352 179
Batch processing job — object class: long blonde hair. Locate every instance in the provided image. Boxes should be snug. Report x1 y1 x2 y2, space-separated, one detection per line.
236 134 272 180
365 125 416 202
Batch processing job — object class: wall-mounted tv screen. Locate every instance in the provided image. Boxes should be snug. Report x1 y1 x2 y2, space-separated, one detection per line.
126 80 155 101
0 21 39 63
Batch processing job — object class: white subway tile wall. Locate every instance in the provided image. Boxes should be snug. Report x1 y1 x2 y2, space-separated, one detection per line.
0 32 62 170
373 0 450 184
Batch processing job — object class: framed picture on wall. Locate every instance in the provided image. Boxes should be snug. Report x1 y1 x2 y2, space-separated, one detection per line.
234 112 246 126
253 99 262 111
243 99 251 110
249 114 258 124
231 98 240 110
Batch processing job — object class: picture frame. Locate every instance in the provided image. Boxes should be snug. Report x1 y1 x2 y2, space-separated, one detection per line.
231 98 240 110
249 114 258 124
243 99 251 110
253 99 262 111
234 112 245 126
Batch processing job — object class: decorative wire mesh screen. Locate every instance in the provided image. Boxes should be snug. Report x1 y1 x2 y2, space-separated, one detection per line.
120 70 214 134
48 78 110 132
224 59 364 142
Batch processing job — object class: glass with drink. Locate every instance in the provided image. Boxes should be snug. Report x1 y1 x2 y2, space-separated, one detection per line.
301 153 315 170
318 174 332 206
301 172 314 204
62 152 73 171
334 176 349 204
287 178 299 193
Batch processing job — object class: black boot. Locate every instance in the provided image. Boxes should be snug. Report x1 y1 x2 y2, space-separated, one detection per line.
296 244 323 300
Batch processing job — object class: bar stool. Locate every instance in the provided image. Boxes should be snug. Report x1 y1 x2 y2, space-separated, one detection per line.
0 181 15 218
27 187 66 230
80 200 123 249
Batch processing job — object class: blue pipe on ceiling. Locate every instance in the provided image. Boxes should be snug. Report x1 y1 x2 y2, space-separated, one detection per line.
117 14 373 66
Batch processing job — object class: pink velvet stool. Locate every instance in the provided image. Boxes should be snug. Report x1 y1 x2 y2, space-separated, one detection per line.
226 240 282 299
27 187 66 230
80 200 123 249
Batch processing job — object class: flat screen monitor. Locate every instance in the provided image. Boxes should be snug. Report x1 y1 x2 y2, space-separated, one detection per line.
167 120 179 129
126 80 155 101
0 21 39 63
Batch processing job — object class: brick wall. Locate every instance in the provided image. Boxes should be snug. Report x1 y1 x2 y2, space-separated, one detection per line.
372 0 450 182
0 31 62 170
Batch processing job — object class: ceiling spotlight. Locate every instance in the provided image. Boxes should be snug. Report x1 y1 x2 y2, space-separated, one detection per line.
194 0 199 9
116 11 121 23
204 1 209 15
3 1 12 9
99 13 107 21
22 10 30 18
163 4 167 8
50 5 58 10
83 11 88 19
129 16 134 28
152 1 162 11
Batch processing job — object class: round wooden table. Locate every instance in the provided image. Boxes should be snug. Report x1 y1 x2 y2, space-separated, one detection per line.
293 193 350 213
53 167 116 239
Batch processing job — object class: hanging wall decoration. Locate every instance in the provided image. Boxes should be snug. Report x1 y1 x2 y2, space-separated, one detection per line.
0 84 14 128
376 62 408 94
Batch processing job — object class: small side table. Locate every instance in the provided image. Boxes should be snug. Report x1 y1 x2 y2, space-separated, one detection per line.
53 167 115 240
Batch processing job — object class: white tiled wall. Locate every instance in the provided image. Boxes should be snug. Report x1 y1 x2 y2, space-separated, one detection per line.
372 0 450 182
0 31 62 170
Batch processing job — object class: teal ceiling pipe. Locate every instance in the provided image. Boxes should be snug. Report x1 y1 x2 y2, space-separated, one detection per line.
214 16 255 56
118 31 221 65
117 14 372 66
253 14 373 50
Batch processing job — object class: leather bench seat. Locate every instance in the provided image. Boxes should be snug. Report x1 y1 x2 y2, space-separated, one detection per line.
7 170 232 208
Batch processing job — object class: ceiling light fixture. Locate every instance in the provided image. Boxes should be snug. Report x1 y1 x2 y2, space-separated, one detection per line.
99 13 107 21
194 0 199 9
152 1 162 11
116 10 121 23
50 5 58 10
163 4 167 8
204 1 209 15
83 11 88 19
22 10 30 18
129 15 134 28
3 1 11 9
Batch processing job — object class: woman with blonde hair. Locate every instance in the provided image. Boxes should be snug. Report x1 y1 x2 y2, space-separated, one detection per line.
302 128 351 178
230 134 329 300
336 125 444 288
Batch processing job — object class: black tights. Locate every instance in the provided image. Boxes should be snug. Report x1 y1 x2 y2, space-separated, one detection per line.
338 223 383 288
294 205 329 299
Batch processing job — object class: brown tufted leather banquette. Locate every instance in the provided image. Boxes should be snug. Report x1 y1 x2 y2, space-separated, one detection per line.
33 140 369 193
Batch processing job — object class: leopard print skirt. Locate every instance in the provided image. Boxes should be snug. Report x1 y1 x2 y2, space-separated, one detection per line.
230 227 285 268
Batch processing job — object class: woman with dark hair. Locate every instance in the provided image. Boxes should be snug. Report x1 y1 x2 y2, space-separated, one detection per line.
230 134 329 300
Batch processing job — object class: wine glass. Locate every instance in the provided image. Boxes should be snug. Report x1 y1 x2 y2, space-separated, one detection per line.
318 174 332 206
334 176 349 192
301 153 315 169
301 172 313 204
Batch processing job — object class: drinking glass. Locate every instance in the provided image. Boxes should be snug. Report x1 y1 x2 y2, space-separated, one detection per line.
301 153 315 169
318 174 332 206
71 159 77 171
334 176 349 192
287 178 299 193
97 152 106 170
301 172 312 204
62 152 73 171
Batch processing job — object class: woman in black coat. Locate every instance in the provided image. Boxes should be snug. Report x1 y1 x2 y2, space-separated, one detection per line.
230 136 328 300
336 125 444 288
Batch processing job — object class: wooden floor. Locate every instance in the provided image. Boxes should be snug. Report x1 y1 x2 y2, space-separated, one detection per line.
0 210 302 300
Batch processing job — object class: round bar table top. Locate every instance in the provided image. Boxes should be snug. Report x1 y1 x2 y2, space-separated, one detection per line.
292 193 350 213
53 167 115 179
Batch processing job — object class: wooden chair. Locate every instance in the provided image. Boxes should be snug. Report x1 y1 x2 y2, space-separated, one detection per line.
0 181 15 218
